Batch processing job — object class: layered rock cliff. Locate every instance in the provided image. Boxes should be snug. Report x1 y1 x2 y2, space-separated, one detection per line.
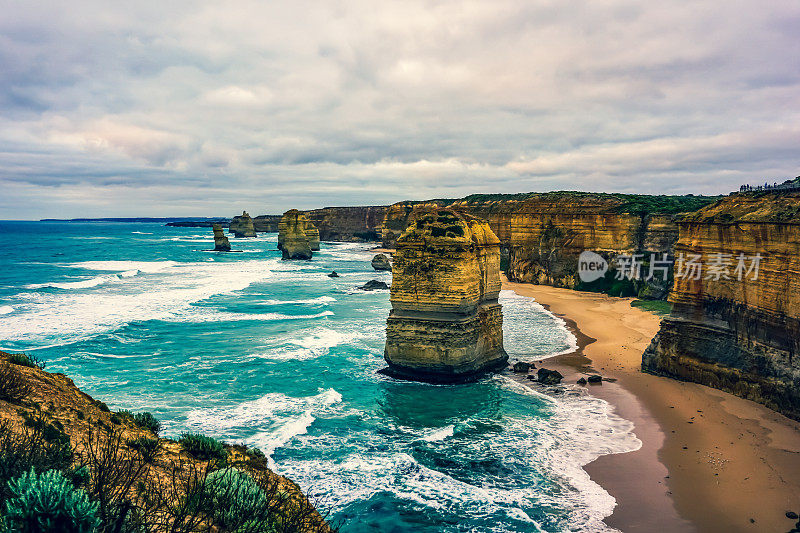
229 211 256 238
277 210 316 260
305 206 387 242
643 191 800 420
382 193 717 296
253 214 282 232
212 223 231 251
384 207 508 382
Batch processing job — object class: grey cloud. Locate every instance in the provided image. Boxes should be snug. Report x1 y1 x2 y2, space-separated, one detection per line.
0 0 798 218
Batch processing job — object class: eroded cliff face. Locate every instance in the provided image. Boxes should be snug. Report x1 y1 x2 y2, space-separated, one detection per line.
253 214 281 232
384 207 507 382
229 211 256 238
305 206 387 242
381 194 710 292
277 210 316 260
643 192 800 420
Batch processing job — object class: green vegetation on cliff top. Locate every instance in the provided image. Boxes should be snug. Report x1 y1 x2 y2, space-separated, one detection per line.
399 191 720 215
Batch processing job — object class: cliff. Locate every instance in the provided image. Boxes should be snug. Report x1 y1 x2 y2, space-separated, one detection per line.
382 192 718 297
277 210 316 260
253 214 282 232
0 351 333 532
643 191 800 420
305 206 387 242
384 207 507 382
212 223 231 251
229 211 256 238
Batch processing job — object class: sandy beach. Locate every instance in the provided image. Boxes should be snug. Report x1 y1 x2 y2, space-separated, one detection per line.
502 279 800 533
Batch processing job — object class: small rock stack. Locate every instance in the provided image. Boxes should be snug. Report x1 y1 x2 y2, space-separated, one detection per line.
212 224 231 251
384 207 508 382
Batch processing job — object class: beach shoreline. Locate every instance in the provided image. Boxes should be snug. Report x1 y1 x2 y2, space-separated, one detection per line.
501 279 800 533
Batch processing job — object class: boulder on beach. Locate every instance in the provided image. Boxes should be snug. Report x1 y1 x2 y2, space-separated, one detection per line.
512 361 531 373
212 224 231 252
537 368 563 385
359 280 389 291
587 374 603 383
577 377 587 385
371 253 392 271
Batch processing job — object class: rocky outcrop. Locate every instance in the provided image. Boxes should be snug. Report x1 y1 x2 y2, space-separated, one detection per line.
371 253 392 271
305 206 387 241
212 223 231 251
229 211 256 238
306 225 321 251
642 191 800 420
277 210 316 260
381 193 718 297
384 207 508 382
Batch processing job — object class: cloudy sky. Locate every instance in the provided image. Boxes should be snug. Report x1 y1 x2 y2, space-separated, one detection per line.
1 0 798 218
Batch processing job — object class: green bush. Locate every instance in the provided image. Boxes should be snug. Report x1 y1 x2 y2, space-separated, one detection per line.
132 412 161 435
245 447 266 459
179 433 227 462
4 468 99 533
203 467 269 531
127 437 161 463
7 353 45 370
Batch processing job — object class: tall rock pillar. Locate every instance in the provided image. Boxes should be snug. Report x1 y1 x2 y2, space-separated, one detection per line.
277 210 317 260
384 207 508 382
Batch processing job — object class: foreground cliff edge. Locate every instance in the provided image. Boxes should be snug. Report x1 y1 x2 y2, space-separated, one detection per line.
383 207 508 382
0 351 335 532
643 190 800 421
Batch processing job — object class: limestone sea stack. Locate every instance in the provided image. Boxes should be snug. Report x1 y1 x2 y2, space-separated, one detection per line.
306 224 321 251
383 207 508 382
212 223 231 251
229 211 256 238
277 209 316 260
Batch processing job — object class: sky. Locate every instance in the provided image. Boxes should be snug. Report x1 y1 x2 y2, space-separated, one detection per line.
1 0 798 219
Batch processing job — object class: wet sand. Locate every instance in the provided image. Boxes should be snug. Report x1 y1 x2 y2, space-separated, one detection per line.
502 280 800 533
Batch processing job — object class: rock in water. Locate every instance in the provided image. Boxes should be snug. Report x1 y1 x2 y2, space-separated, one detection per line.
212 224 231 251
512 361 531 373
383 207 508 382
371 253 392 271
328 271 340 278
359 280 389 291
229 211 256 238
277 210 316 260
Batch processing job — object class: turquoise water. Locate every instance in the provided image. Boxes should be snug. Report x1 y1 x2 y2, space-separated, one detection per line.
0 221 639 532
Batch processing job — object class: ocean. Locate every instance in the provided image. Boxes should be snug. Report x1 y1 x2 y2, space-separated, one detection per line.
0 221 640 532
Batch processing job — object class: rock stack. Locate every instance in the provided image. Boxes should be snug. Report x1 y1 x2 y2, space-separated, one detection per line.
383 207 508 382
229 211 256 238
212 224 231 251
277 210 318 260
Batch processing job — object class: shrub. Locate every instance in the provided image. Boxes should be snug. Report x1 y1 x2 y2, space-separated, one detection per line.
0 363 31 403
4 468 99 533
246 447 266 459
132 412 161 435
127 437 161 463
203 467 269 532
8 353 45 370
0 421 74 505
20 413 70 447
179 433 227 462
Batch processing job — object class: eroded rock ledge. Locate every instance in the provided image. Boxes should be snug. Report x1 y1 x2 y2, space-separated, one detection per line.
383 207 508 382
642 191 800 420
229 211 256 238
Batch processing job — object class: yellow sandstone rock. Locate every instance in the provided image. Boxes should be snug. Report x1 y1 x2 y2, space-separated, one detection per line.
384 207 508 381
278 210 317 260
643 191 800 420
